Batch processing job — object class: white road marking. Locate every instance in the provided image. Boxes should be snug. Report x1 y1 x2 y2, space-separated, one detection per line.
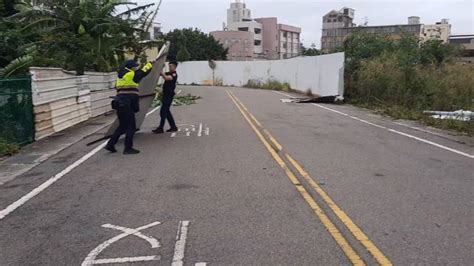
172 221 190 266
314 103 474 159
171 133 177 138
185 128 189 132
102 223 161 248
274 91 295 98
0 107 161 221
392 122 466 144
146 106 161 116
205 128 210 136
198 123 203 137
273 91 473 159
91 256 161 265
186 132 191 137
195 263 207 266
0 142 107 220
82 221 162 266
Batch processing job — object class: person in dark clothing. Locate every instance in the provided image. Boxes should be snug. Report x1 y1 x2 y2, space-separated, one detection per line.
153 61 179 134
105 59 154 155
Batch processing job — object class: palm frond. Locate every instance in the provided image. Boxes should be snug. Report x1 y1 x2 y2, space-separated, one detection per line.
21 17 62 32
115 3 154 18
0 55 34 78
143 0 162 33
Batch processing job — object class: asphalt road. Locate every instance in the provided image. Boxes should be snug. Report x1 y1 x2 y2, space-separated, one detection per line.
0 86 472 265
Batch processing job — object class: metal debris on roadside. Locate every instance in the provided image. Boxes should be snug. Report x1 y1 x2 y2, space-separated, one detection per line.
281 95 344 104
423 110 473 121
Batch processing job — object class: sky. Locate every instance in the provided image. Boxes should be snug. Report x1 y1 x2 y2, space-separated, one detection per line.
138 0 474 48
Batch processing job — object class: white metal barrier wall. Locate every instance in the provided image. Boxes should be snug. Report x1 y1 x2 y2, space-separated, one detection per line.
30 67 116 140
177 53 345 96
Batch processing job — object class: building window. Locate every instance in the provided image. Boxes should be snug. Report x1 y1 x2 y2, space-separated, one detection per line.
238 27 249 31
254 40 262 46
233 10 236 15
283 32 288 38
283 43 287 48
255 28 262 34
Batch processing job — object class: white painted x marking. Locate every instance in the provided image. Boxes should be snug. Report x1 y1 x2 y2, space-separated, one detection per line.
82 221 161 265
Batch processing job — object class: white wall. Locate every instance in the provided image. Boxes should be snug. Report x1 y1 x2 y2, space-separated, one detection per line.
177 53 345 96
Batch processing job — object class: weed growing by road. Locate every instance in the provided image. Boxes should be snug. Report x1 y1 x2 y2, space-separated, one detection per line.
341 31 473 134
0 137 19 158
244 79 292 91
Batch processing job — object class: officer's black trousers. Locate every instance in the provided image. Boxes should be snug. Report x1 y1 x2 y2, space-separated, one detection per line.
158 96 176 129
107 108 136 150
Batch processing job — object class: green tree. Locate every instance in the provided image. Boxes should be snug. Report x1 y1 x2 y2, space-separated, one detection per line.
163 28 227 61
419 39 458 67
302 43 321 56
177 45 191 62
1 0 18 17
1 0 160 76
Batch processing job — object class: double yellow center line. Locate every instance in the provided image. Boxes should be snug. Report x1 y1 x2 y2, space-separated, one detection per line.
227 90 391 266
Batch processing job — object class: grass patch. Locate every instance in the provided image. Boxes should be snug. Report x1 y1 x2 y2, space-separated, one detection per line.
0 137 19 157
244 79 292 91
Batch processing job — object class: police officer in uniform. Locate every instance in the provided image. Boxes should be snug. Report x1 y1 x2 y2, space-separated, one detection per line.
105 60 153 155
153 61 179 134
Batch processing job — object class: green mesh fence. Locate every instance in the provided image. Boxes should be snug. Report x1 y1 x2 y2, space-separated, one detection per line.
0 77 34 146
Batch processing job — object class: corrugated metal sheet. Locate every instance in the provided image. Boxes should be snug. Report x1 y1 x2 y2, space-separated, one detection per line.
30 68 117 140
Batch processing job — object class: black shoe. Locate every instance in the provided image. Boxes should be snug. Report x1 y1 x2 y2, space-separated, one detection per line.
123 148 140 155
104 145 117 153
166 127 178 132
152 128 164 134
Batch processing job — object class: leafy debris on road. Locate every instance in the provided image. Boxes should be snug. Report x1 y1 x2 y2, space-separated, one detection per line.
153 91 201 107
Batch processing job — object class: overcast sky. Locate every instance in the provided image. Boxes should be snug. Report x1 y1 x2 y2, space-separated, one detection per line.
138 0 473 48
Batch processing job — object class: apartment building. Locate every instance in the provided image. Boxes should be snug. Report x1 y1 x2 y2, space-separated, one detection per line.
212 1 301 60
321 8 451 53
449 34 474 63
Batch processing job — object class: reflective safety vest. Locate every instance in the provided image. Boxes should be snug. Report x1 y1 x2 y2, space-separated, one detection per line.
116 63 153 95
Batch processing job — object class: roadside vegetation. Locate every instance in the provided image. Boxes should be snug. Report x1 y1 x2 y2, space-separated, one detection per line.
0 0 166 77
244 79 292 91
342 31 473 135
0 137 19 158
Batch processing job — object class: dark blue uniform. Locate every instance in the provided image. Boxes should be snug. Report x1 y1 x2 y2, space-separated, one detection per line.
158 71 178 130
106 62 152 154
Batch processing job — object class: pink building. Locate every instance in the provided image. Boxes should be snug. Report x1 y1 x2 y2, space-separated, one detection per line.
255 17 302 60
211 31 254 61
213 1 301 61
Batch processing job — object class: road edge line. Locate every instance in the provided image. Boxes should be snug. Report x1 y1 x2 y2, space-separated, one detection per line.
0 107 161 221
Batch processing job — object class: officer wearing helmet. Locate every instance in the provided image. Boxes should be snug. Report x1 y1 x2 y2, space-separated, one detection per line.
105 59 154 155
